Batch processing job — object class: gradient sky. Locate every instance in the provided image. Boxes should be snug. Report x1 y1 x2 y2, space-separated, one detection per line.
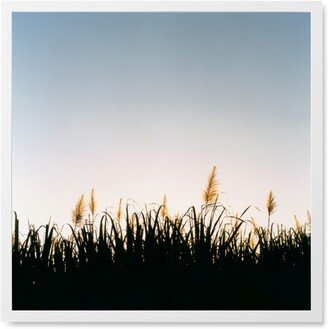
12 13 310 232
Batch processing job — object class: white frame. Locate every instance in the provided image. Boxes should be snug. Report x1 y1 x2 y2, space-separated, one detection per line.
1 0 323 323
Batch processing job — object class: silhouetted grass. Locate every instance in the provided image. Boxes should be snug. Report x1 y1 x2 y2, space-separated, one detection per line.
12 201 310 310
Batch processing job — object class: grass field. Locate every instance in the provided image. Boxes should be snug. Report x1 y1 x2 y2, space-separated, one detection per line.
12 168 311 310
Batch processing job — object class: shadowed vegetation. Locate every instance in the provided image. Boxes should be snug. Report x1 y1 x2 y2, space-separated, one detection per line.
12 168 311 310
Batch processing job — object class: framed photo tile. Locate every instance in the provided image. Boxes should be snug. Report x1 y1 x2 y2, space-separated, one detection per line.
1 0 323 323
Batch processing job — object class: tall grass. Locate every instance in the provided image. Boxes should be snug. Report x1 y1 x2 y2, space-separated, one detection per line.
266 190 277 228
13 204 311 309
12 167 311 310
203 165 219 205
72 194 85 227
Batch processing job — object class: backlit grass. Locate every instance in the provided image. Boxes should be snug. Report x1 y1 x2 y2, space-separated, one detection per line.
12 167 311 310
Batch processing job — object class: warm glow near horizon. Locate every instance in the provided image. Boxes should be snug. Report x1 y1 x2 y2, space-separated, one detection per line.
12 13 310 233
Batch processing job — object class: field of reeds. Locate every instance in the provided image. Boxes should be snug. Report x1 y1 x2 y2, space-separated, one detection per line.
12 167 311 310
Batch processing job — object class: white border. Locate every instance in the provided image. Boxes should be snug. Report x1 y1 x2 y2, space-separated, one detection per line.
0 0 323 323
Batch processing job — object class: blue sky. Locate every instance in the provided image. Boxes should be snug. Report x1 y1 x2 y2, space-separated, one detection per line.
12 13 310 230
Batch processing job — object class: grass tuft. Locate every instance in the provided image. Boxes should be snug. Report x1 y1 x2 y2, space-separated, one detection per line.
203 165 219 205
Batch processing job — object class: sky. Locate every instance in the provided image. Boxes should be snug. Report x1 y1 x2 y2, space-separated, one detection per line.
12 13 311 232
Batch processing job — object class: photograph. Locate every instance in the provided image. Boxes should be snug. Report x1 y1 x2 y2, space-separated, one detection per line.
2 2 321 320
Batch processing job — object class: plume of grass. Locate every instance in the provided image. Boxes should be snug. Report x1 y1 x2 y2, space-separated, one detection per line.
306 210 311 225
306 210 311 223
117 198 123 222
89 188 97 217
305 210 311 234
203 165 219 205
161 195 169 219
294 214 301 233
72 194 85 227
249 235 256 250
266 190 276 228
